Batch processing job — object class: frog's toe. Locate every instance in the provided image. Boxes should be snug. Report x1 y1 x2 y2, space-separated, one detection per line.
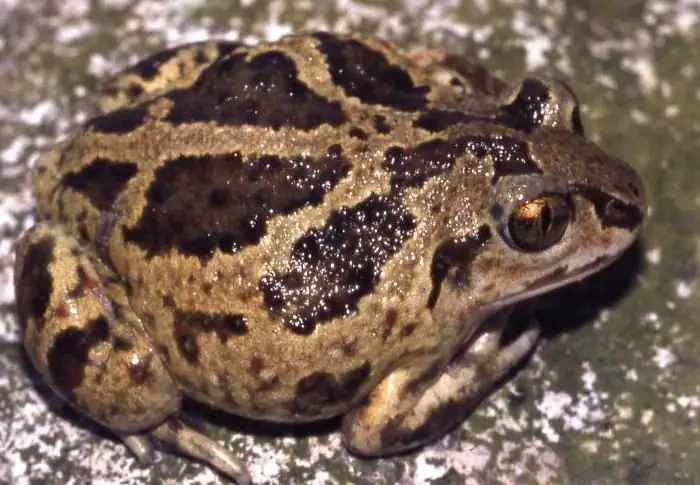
122 434 153 463
151 419 252 485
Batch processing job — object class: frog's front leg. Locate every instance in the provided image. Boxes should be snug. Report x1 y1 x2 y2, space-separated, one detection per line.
14 223 251 484
342 309 540 455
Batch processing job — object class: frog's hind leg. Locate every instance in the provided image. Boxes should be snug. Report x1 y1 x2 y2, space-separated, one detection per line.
15 222 183 433
15 222 252 484
98 40 244 113
341 308 540 455
119 421 252 485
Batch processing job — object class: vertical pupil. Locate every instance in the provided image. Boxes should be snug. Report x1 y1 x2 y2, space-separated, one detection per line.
540 204 552 236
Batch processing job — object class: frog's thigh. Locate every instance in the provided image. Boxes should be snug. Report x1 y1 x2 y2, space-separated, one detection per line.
99 40 243 113
15 222 182 432
342 309 540 455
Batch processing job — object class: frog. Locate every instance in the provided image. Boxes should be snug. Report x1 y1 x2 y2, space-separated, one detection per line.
13 31 646 484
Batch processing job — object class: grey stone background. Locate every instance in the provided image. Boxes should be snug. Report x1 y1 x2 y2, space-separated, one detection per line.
0 0 698 483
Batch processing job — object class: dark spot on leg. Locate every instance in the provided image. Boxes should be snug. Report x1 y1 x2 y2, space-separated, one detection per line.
141 311 155 328
314 32 430 111
162 294 176 308
126 353 151 385
123 148 351 260
249 356 265 376
156 343 171 363
68 265 101 298
342 339 358 357
47 316 111 398
339 361 371 398
174 322 200 365
294 361 371 415
428 224 492 309
61 159 137 211
258 376 281 393
382 308 398 340
113 336 133 351
15 236 54 331
260 195 416 334
400 323 417 338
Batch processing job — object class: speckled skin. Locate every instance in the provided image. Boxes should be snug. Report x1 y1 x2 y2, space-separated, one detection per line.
14 32 646 483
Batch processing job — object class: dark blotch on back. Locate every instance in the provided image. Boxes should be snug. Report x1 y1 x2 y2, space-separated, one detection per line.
383 139 460 188
61 158 138 211
413 109 476 132
123 147 351 260
428 224 492 308
260 194 416 334
383 135 540 188
88 107 147 134
16 236 55 331
47 316 110 398
314 32 430 112
293 361 371 415
468 135 542 183
165 51 346 129
575 185 644 230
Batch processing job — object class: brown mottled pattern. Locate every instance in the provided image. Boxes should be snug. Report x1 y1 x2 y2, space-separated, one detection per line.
14 31 647 477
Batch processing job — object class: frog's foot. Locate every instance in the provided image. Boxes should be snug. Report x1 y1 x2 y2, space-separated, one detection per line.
342 309 540 455
148 419 252 485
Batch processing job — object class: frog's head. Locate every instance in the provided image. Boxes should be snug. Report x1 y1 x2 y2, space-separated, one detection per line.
429 77 646 313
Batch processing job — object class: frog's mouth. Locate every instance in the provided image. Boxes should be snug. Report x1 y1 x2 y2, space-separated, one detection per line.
481 253 616 311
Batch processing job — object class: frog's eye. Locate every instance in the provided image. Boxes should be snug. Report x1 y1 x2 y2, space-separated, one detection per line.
506 195 571 252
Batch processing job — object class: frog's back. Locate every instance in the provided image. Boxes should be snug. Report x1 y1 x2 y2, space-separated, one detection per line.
32 32 507 420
